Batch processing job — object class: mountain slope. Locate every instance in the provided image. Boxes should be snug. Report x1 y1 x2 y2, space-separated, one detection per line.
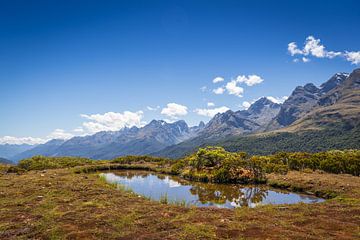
12 139 66 162
267 72 349 130
284 68 360 131
0 144 35 159
0 157 14 165
155 123 360 158
198 97 281 139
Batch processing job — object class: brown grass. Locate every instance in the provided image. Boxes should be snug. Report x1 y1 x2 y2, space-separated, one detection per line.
0 168 359 239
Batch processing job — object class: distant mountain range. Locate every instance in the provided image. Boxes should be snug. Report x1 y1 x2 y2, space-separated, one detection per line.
0 144 35 160
10 120 205 161
2 68 360 161
0 157 14 165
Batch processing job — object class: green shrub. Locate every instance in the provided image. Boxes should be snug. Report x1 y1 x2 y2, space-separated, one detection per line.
112 155 171 166
18 155 94 170
177 147 265 183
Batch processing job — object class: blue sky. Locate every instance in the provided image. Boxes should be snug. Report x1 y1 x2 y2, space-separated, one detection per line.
1 0 359 144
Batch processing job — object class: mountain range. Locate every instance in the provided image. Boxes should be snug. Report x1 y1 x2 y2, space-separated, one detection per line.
3 68 360 161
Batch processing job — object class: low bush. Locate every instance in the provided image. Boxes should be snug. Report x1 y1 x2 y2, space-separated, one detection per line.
18 155 94 170
112 155 171 166
247 150 360 176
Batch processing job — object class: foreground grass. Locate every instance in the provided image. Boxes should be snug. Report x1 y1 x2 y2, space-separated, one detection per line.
0 168 359 239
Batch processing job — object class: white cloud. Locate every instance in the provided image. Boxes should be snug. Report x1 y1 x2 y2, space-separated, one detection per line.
200 86 207 92
212 74 264 97
213 87 225 94
73 127 84 133
327 51 342 59
146 106 160 111
242 101 251 109
288 42 303 56
266 96 288 104
345 51 360 65
81 111 145 134
0 127 77 145
0 136 46 145
288 36 359 64
194 106 230 117
236 75 264 86
207 102 215 107
212 76 224 83
226 80 244 97
302 57 310 63
161 103 188 119
303 36 326 57
47 129 73 140
1 110 146 144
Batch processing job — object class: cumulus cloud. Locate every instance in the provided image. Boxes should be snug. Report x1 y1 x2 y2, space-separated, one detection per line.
213 87 225 94
207 102 215 107
242 101 251 109
81 111 145 134
226 80 244 97
236 75 264 86
1 110 147 144
288 36 359 64
161 103 188 119
0 128 75 145
47 129 74 140
212 74 264 98
212 76 224 83
345 51 360 65
288 42 303 55
194 106 230 117
0 136 46 145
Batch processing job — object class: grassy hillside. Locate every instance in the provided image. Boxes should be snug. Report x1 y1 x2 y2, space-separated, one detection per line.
156 124 360 158
220 124 360 155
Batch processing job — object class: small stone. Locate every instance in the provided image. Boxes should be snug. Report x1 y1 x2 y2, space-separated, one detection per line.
40 174 45 177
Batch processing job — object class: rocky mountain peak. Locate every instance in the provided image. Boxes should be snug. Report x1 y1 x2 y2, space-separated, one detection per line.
198 121 205 128
248 97 280 114
320 72 349 93
303 83 319 93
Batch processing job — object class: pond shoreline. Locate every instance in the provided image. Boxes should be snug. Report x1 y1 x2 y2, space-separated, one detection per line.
74 163 337 199
99 170 325 208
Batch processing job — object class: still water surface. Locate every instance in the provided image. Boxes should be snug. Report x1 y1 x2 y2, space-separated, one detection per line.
100 170 324 208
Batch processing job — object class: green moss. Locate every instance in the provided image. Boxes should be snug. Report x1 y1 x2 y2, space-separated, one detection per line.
180 223 216 240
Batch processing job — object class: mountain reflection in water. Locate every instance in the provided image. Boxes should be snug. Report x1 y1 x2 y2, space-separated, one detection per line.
100 170 324 208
